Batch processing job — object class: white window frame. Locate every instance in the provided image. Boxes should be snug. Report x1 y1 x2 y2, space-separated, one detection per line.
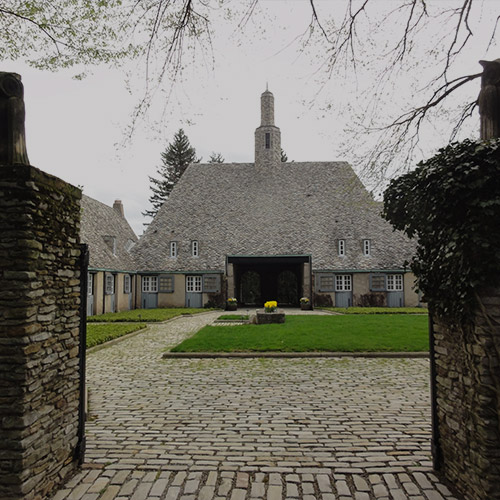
338 239 345 256
335 274 352 292
87 273 93 296
123 274 131 294
186 275 202 293
387 274 403 291
191 240 199 257
170 241 177 258
105 274 115 295
142 276 158 293
363 239 371 256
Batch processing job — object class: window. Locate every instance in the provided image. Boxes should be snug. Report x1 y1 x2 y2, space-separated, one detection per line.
363 239 371 256
387 274 403 291
142 276 158 293
191 240 199 257
317 274 335 292
123 275 131 294
170 241 177 258
186 275 202 293
335 274 352 291
159 275 174 293
370 274 386 291
105 274 115 295
87 273 93 295
338 239 345 256
203 274 221 293
265 132 271 149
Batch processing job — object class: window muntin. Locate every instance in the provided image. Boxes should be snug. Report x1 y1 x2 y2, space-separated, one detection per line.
387 274 403 291
87 273 93 295
363 239 371 256
186 275 202 293
338 239 345 256
191 240 199 257
123 274 131 294
142 276 158 293
170 241 177 258
335 274 352 291
105 274 115 295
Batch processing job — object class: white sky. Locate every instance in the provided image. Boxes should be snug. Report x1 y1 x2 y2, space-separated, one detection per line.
6 1 498 235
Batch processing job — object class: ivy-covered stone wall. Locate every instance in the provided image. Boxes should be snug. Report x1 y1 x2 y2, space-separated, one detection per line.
432 288 500 500
0 164 82 500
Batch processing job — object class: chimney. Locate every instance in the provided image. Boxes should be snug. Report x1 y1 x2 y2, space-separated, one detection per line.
113 199 124 217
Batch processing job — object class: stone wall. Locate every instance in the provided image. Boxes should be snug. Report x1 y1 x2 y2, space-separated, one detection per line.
432 285 500 500
0 164 82 500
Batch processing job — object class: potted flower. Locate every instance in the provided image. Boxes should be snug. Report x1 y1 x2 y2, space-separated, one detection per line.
264 300 278 313
226 297 238 311
300 297 311 310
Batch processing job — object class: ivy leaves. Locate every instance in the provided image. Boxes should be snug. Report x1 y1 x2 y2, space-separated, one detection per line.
383 138 500 320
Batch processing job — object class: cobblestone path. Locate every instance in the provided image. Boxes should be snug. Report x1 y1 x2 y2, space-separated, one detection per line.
53 312 461 499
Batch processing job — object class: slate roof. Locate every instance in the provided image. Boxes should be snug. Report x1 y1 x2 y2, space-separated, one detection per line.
80 195 138 271
132 161 415 273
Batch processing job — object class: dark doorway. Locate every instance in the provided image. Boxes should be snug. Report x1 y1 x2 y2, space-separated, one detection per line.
240 271 261 305
229 255 310 307
278 270 299 305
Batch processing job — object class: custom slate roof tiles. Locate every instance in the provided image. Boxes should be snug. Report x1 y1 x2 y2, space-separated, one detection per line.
132 161 415 272
80 195 138 271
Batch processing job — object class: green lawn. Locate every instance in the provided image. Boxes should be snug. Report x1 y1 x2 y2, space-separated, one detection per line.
87 323 147 348
170 315 429 353
87 307 215 323
322 307 428 315
217 314 250 320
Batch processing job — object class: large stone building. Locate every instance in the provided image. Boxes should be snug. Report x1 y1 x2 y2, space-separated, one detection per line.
81 195 138 314
127 89 419 309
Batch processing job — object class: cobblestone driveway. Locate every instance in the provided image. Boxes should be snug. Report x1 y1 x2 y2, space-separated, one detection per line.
53 312 461 500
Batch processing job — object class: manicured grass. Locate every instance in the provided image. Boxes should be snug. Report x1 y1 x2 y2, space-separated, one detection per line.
217 315 250 320
87 308 215 323
322 307 428 315
87 323 147 348
170 315 429 353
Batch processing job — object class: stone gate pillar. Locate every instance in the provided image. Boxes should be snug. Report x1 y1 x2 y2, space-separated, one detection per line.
0 73 83 500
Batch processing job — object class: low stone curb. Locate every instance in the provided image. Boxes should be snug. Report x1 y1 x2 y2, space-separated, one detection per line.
162 351 429 359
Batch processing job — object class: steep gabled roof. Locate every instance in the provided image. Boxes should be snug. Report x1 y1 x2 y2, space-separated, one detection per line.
132 161 415 272
80 195 138 271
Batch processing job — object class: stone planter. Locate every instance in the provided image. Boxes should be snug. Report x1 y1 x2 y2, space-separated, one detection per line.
226 303 237 311
300 302 311 311
256 310 285 324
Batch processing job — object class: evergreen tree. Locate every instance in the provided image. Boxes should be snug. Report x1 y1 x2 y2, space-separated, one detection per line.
143 129 199 219
208 152 225 163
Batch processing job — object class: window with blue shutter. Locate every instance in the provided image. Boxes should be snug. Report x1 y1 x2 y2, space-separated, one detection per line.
159 275 175 293
203 274 221 293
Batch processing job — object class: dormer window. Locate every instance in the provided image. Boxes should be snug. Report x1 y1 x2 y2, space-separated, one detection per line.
170 241 177 258
191 240 199 257
265 132 271 149
363 239 371 256
338 239 345 256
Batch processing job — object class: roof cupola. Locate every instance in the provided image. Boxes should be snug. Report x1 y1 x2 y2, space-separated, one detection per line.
255 88 281 167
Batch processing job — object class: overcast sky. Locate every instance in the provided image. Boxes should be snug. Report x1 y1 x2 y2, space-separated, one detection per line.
7 1 498 234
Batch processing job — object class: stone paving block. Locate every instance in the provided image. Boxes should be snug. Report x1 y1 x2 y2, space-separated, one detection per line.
164 486 181 500
267 485 282 500
251 482 266 497
100 485 121 500
230 488 247 500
